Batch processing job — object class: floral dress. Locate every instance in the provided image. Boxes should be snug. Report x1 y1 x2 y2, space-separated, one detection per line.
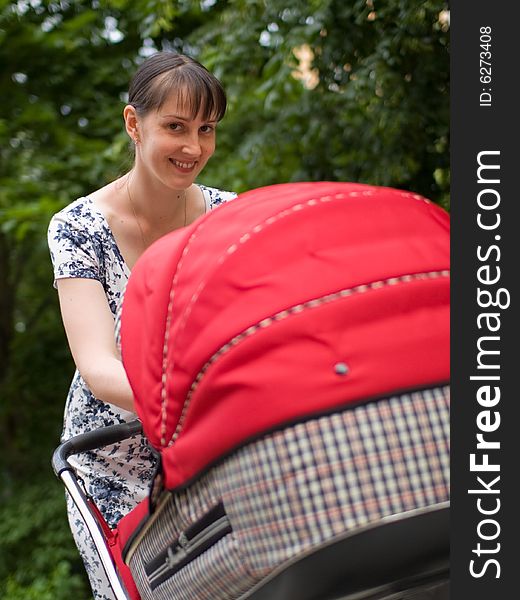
47 185 236 600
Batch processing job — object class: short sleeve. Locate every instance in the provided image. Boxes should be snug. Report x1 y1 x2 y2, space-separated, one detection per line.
47 211 101 287
200 186 237 211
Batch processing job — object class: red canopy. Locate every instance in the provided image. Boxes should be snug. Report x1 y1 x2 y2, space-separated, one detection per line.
120 182 450 490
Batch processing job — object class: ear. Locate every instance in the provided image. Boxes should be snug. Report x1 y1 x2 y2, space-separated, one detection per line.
123 105 140 143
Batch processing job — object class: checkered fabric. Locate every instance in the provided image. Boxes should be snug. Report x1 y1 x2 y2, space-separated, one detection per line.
128 386 450 600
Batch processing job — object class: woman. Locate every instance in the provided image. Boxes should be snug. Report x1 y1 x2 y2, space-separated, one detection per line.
47 52 236 599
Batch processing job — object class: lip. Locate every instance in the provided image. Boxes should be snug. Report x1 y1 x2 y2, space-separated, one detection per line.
169 158 198 173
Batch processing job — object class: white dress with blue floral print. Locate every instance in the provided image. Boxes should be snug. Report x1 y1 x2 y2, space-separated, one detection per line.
47 185 236 599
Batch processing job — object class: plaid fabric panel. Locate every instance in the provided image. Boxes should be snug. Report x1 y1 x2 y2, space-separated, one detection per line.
218 386 449 576
129 386 450 598
129 473 222 600
131 531 257 600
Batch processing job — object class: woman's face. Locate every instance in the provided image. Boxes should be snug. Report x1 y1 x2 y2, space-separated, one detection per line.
134 92 217 191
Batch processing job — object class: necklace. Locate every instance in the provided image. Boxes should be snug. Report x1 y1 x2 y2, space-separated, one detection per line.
126 174 187 251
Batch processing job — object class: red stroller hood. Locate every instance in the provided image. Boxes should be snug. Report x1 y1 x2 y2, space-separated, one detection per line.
120 182 450 490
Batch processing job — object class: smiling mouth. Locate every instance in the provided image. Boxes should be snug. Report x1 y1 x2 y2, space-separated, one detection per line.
170 158 196 170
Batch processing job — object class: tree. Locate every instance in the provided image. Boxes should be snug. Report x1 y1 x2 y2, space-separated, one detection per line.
194 0 450 206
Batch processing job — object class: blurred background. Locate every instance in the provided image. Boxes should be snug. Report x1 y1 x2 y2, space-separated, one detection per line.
0 1 449 597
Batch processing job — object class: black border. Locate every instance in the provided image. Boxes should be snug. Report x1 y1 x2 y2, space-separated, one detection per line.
451 2 519 596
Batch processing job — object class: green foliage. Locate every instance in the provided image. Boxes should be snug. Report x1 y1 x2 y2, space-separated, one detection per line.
0 0 449 595
195 0 450 207
0 480 90 599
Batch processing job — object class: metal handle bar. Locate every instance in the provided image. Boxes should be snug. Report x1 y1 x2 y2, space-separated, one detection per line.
51 419 143 600
52 419 143 476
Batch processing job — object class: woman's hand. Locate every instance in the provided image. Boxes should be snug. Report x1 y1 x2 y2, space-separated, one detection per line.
56 278 136 413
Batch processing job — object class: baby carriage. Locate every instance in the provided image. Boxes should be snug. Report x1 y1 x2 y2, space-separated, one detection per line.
53 181 450 600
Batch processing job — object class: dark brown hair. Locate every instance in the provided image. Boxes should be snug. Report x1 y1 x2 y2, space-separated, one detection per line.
128 52 227 121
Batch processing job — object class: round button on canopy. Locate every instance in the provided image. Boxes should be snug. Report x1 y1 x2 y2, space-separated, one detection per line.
334 362 349 376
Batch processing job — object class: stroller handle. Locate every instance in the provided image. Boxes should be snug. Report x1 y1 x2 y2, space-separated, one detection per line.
51 419 143 600
52 419 143 477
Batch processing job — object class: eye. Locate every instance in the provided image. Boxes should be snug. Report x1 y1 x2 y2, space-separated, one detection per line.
200 124 215 134
168 122 182 131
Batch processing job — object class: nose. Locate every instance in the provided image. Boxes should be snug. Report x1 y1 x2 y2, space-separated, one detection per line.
181 131 202 158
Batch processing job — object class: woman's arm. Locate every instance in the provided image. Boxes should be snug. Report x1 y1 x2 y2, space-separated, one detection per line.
56 277 135 412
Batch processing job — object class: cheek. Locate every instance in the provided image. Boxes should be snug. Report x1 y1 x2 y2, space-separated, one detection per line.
203 138 216 158
142 137 163 157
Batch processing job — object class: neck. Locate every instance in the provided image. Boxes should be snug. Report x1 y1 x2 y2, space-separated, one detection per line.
126 168 189 223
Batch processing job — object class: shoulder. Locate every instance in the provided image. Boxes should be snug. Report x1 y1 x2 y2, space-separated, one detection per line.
48 197 105 239
49 197 101 228
47 197 108 260
197 185 238 210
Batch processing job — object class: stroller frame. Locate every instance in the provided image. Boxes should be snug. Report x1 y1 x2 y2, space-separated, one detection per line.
52 419 143 600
